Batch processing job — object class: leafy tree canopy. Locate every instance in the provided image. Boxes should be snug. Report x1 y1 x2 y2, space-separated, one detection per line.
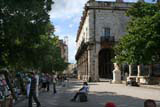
0 0 53 68
114 2 160 65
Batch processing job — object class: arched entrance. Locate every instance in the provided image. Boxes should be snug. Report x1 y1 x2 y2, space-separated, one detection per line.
98 48 114 79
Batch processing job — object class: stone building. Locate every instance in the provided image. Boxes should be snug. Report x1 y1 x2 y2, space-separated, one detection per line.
59 39 68 63
58 39 69 75
65 64 77 75
76 0 160 83
75 0 132 81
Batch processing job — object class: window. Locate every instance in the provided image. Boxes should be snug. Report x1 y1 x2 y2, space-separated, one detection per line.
102 27 110 37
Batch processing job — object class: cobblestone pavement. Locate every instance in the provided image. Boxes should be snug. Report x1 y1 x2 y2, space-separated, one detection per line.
15 79 160 107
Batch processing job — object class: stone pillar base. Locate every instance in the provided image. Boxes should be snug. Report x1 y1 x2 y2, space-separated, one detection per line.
112 80 122 84
78 75 81 80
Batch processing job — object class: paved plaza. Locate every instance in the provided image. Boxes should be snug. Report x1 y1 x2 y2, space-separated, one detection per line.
15 79 160 107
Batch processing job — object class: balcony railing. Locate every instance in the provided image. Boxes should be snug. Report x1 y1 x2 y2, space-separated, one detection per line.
100 36 115 43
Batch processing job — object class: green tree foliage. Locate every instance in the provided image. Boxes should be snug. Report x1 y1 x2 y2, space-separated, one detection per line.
0 0 68 73
37 35 68 73
0 0 53 68
114 2 160 65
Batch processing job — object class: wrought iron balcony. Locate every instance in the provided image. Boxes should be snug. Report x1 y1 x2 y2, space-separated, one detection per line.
100 36 115 43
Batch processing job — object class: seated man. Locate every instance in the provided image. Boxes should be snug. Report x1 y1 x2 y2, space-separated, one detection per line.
70 82 89 102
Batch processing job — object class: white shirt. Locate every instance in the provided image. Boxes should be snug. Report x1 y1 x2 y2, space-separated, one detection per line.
79 85 89 93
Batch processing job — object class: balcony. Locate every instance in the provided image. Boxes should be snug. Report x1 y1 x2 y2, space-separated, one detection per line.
100 36 115 43
75 40 88 60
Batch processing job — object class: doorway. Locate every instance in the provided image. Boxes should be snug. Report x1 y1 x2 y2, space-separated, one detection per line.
98 48 114 79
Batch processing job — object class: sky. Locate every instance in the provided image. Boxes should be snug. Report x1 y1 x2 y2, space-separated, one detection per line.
49 0 154 64
49 0 89 64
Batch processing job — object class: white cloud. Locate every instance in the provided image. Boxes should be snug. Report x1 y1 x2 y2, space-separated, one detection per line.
50 0 88 20
68 35 76 63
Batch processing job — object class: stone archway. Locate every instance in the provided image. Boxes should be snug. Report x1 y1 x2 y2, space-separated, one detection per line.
98 48 114 79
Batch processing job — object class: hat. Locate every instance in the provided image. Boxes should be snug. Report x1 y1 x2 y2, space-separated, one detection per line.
105 102 116 107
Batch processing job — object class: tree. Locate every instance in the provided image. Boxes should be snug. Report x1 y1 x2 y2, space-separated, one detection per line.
0 0 54 69
38 36 68 73
114 2 160 65
1 0 68 73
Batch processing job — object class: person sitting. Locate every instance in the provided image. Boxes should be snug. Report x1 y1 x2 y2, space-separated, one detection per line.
70 82 89 102
144 99 156 107
105 102 116 107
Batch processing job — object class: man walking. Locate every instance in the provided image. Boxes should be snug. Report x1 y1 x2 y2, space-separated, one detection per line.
52 73 57 94
28 72 41 107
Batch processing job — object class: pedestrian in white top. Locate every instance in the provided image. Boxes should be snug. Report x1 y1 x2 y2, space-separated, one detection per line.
52 74 57 94
35 74 39 97
26 75 31 98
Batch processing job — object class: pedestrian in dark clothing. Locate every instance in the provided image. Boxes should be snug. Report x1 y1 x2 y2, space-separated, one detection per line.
41 74 47 91
46 74 50 92
28 72 41 107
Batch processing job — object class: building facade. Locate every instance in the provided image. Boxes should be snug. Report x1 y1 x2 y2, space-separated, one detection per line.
59 39 68 63
75 0 132 81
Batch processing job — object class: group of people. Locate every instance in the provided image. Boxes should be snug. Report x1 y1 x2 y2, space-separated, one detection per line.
26 72 58 107
41 73 51 92
26 73 157 107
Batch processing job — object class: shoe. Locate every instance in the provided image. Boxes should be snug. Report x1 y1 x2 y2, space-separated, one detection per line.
70 99 76 102
37 103 41 107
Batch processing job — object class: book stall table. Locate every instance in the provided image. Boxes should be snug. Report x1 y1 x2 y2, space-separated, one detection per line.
0 73 13 107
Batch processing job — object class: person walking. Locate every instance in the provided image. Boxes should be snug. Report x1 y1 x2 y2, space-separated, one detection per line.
46 74 50 92
52 73 57 94
41 74 47 91
35 73 39 97
28 72 41 107
26 75 31 98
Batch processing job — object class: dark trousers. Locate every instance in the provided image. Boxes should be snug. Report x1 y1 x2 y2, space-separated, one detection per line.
28 90 40 107
53 83 56 94
73 92 84 100
47 82 50 92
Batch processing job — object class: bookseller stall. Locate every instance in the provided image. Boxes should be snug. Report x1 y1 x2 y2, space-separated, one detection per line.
0 69 13 107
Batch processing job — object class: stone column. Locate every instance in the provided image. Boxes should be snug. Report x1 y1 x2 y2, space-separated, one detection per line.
129 65 132 76
112 63 122 84
94 54 99 81
87 45 94 82
94 44 100 81
136 65 141 82
77 59 81 80
137 65 141 77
